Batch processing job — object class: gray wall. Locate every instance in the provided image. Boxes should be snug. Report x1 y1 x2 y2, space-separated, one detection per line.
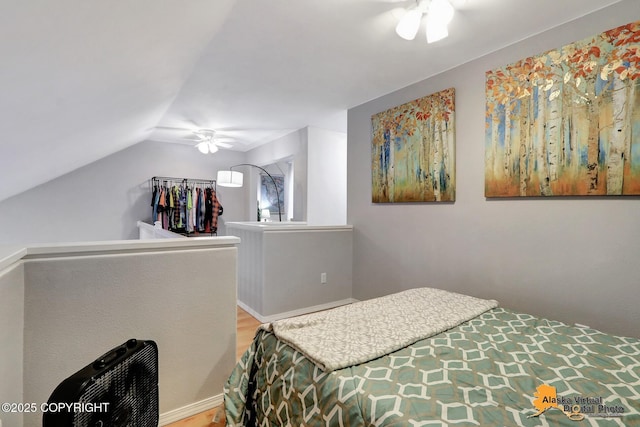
0 140 247 245
0 263 25 427
229 223 353 320
263 228 352 316
347 1 640 338
246 129 309 221
22 245 237 426
307 127 347 225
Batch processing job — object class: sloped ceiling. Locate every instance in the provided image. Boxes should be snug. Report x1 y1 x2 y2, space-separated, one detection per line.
0 0 624 202
0 0 235 202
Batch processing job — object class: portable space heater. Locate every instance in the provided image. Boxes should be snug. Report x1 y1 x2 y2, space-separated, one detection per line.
43 339 158 427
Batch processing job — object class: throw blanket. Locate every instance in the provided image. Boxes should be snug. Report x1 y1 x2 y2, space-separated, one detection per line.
263 287 498 371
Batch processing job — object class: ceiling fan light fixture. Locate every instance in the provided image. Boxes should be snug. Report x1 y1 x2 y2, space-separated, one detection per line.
194 129 222 154
196 142 210 154
428 0 454 25
426 18 449 43
395 9 423 40
395 0 454 43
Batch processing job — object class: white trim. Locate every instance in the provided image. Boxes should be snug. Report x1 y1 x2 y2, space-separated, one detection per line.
237 300 264 322
0 236 240 270
159 393 223 426
238 298 359 323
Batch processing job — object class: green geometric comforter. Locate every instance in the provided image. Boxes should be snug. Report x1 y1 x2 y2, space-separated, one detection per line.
224 308 640 426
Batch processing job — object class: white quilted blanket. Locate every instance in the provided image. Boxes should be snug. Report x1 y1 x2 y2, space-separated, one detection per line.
264 287 498 371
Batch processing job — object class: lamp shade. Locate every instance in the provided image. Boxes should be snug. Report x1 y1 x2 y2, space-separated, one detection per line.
261 209 271 219
217 170 243 187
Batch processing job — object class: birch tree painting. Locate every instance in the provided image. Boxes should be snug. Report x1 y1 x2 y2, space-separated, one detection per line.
372 88 455 202
485 21 640 197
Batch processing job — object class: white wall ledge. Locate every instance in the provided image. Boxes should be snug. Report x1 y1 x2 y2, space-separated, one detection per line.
1 236 240 270
0 246 27 271
227 221 353 233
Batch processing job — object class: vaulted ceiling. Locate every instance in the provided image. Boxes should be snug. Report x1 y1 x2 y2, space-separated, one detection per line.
0 0 623 202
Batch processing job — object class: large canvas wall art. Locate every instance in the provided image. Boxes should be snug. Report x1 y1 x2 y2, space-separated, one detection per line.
485 21 640 197
372 87 455 203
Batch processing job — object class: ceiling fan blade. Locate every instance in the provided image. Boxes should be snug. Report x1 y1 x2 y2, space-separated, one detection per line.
184 134 205 141
153 126 195 132
149 137 197 146
214 142 234 149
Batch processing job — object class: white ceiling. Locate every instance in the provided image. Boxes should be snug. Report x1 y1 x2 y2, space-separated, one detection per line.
0 0 624 202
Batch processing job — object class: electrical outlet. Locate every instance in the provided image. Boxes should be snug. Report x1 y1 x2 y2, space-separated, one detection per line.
321 272 327 284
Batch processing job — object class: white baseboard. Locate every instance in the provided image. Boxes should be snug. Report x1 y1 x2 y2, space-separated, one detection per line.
236 300 264 321
238 298 359 323
159 394 223 426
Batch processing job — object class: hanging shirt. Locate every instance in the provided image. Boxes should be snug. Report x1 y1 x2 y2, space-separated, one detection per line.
189 188 196 233
162 187 169 229
211 188 221 231
205 188 222 234
195 188 201 232
199 188 206 231
185 188 192 232
151 187 159 223
172 186 181 229
178 186 187 229
204 188 213 233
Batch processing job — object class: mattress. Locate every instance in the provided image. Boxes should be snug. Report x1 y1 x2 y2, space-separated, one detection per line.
224 307 640 426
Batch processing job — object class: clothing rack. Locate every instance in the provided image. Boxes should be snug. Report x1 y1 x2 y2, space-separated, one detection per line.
150 176 221 236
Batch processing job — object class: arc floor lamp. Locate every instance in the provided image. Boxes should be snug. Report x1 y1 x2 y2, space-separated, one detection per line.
217 164 282 222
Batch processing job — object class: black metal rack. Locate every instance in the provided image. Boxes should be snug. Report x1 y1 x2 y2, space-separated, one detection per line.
151 176 216 191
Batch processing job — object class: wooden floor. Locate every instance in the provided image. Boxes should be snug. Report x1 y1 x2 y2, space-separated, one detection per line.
236 306 262 359
165 307 261 427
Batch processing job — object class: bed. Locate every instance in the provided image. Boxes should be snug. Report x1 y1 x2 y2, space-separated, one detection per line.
224 288 640 426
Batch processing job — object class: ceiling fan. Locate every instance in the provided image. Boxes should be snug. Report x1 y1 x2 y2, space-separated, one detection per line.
192 129 233 154
394 0 457 43
151 126 235 153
